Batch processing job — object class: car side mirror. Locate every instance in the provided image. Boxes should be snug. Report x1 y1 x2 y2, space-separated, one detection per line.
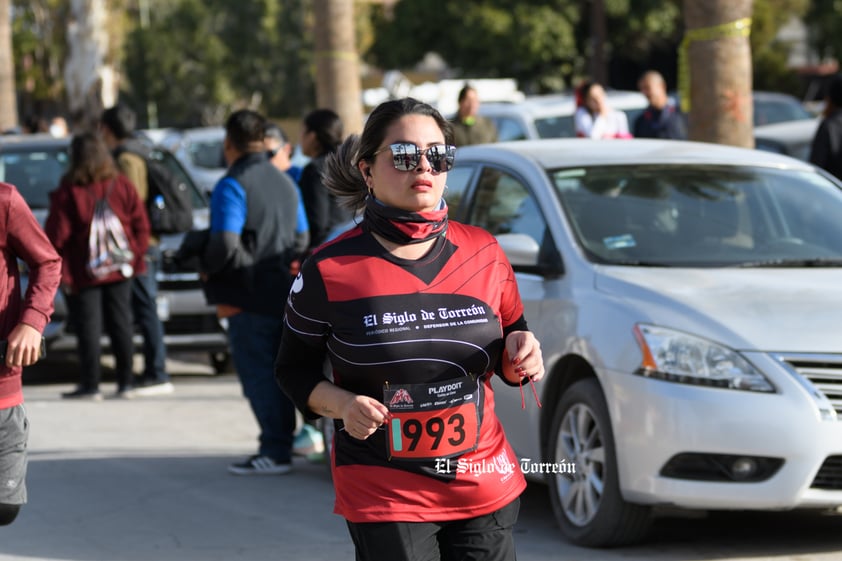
497 232 564 277
497 233 540 266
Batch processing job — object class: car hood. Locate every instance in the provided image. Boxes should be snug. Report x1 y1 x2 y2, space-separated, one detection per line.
593 267 842 353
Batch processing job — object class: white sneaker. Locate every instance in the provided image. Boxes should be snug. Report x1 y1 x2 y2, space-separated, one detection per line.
228 455 292 475
132 382 175 397
293 424 325 457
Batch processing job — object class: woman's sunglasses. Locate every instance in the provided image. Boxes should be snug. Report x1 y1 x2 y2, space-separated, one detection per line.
373 142 456 173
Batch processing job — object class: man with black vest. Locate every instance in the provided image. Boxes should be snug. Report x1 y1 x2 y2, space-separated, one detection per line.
201 110 300 475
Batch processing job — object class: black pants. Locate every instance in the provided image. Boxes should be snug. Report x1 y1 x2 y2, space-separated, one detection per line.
66 280 134 392
131 258 168 384
346 497 520 561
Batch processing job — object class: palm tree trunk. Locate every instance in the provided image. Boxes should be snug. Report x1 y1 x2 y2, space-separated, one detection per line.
0 0 18 132
683 0 754 147
64 0 110 132
313 0 364 135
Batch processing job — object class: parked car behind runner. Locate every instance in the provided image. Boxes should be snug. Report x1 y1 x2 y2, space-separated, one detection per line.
478 91 648 142
0 133 231 372
441 138 842 547
754 118 820 162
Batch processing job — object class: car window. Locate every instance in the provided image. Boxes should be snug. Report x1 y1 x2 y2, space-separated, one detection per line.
493 117 528 141
188 140 226 169
535 116 575 138
466 166 552 251
553 165 842 266
443 164 473 218
0 148 69 209
151 148 208 209
623 108 645 130
754 100 812 126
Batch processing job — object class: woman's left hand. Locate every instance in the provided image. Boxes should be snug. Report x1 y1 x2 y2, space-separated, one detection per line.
503 330 545 384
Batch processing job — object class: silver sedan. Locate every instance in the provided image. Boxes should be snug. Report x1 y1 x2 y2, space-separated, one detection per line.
446 138 842 547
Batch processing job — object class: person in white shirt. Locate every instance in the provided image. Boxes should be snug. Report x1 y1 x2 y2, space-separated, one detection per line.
574 81 631 139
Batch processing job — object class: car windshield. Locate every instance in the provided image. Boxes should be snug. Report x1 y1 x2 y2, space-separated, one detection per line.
552 165 842 267
754 99 813 126
0 148 69 209
187 139 225 169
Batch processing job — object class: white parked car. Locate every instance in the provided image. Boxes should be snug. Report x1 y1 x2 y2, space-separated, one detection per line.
159 126 228 194
159 126 311 194
0 134 231 371
754 118 820 162
478 91 649 141
443 139 842 546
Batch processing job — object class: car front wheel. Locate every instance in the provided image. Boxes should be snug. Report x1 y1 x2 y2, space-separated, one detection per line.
548 378 651 547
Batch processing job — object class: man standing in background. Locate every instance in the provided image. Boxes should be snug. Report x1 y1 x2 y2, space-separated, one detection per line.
202 110 300 475
633 70 687 140
99 103 173 396
450 84 498 147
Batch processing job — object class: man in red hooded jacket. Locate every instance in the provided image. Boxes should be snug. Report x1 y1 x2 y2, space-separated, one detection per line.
0 182 61 525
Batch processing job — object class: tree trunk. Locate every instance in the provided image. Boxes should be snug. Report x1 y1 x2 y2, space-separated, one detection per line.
313 0 364 136
588 0 608 85
0 0 17 132
683 1 754 147
64 0 113 133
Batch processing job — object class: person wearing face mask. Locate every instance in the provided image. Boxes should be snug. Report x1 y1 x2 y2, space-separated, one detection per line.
275 98 545 561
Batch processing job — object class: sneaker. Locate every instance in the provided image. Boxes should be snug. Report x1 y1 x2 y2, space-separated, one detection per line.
228 455 292 476
131 381 175 397
61 388 103 401
293 424 325 457
111 388 136 400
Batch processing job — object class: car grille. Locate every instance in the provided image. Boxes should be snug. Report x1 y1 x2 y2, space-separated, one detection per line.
779 354 842 419
811 455 842 490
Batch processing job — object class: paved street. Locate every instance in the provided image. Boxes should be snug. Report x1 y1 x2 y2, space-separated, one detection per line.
1 354 841 561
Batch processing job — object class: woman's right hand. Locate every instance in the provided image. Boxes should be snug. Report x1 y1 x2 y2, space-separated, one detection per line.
340 394 390 441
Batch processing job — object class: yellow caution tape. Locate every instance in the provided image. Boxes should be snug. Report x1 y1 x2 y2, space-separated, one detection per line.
678 17 752 113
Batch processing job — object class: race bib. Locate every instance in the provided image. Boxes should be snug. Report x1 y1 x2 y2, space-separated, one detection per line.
384 377 480 461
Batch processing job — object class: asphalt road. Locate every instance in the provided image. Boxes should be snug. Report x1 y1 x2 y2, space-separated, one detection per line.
2 354 841 561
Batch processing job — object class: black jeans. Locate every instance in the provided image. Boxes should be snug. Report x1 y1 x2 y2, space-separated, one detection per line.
66 280 134 392
346 497 520 561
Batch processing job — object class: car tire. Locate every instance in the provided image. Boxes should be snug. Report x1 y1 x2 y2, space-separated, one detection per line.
209 351 233 375
547 378 651 547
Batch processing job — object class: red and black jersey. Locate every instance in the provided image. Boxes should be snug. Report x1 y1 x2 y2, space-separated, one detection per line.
280 222 527 523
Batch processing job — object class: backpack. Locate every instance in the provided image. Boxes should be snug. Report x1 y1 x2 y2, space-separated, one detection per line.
86 182 135 279
116 143 194 235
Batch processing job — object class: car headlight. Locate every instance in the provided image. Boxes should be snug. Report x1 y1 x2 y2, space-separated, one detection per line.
633 324 775 392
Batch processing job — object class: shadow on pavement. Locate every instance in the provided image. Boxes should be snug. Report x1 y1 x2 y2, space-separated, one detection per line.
515 481 842 559
0 454 350 561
